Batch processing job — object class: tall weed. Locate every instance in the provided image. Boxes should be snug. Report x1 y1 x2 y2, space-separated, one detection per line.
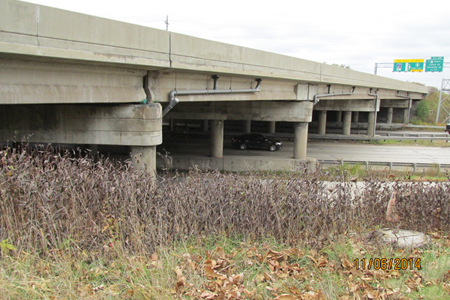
1 147 449 255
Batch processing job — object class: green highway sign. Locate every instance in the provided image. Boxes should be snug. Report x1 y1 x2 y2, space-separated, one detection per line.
393 59 424 72
425 56 444 72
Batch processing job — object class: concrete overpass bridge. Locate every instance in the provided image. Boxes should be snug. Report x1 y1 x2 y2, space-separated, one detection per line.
0 0 428 173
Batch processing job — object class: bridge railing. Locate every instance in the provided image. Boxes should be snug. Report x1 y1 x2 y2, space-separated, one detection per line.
318 160 450 172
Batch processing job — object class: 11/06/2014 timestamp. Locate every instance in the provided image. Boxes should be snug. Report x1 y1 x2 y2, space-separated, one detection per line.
354 258 421 270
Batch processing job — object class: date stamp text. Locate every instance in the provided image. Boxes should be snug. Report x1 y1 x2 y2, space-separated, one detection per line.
354 258 421 270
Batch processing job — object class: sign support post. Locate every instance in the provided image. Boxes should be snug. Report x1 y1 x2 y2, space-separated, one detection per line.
436 79 450 124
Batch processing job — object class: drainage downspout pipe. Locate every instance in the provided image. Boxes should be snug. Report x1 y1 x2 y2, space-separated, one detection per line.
368 91 379 137
162 91 180 117
163 78 262 117
395 92 412 125
312 92 354 105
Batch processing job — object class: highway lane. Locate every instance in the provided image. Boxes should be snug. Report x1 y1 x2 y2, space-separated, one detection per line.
306 142 450 164
161 137 450 165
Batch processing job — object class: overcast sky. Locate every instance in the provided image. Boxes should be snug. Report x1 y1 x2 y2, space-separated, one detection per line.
24 0 450 89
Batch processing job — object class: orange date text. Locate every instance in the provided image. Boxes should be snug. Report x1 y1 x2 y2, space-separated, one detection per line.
354 258 421 270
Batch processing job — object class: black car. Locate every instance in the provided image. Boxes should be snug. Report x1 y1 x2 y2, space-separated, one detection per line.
231 134 282 151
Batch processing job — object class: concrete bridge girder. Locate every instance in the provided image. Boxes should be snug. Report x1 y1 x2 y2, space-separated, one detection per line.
0 59 147 105
313 99 377 112
380 99 412 108
148 70 410 104
167 101 313 122
150 71 300 103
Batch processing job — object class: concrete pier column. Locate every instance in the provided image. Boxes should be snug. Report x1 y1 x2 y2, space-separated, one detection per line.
211 119 224 158
387 107 394 124
336 111 342 122
268 121 276 134
367 112 375 136
243 120 251 133
318 110 327 135
131 146 156 175
342 111 352 135
202 119 209 132
352 111 359 123
403 108 409 124
293 122 308 159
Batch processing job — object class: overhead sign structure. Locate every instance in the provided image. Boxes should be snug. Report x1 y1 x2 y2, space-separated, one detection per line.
425 56 444 72
393 59 424 72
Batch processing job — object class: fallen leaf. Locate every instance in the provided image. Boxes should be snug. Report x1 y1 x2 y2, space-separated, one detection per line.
214 246 226 258
244 288 255 298
200 291 218 299
204 265 227 280
229 273 244 284
151 252 159 261
174 267 186 293
317 256 328 268
341 258 353 270
366 290 379 299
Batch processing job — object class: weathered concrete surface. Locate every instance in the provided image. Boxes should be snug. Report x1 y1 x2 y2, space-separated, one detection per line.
0 104 162 146
167 101 314 122
318 111 327 134
380 99 411 108
147 70 425 104
370 229 430 248
342 111 352 135
314 99 378 112
131 146 157 174
293 122 308 159
210 120 224 158
0 0 428 103
0 59 147 104
148 72 302 103
0 0 170 68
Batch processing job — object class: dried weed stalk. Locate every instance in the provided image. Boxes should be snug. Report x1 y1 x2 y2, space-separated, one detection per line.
1 147 449 255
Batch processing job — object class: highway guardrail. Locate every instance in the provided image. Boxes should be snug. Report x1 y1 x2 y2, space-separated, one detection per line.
318 160 450 172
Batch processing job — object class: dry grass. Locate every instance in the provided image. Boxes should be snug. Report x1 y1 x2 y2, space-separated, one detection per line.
1 233 450 299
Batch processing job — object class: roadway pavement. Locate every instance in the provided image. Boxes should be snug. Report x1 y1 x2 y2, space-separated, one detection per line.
159 136 450 165
306 142 450 164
